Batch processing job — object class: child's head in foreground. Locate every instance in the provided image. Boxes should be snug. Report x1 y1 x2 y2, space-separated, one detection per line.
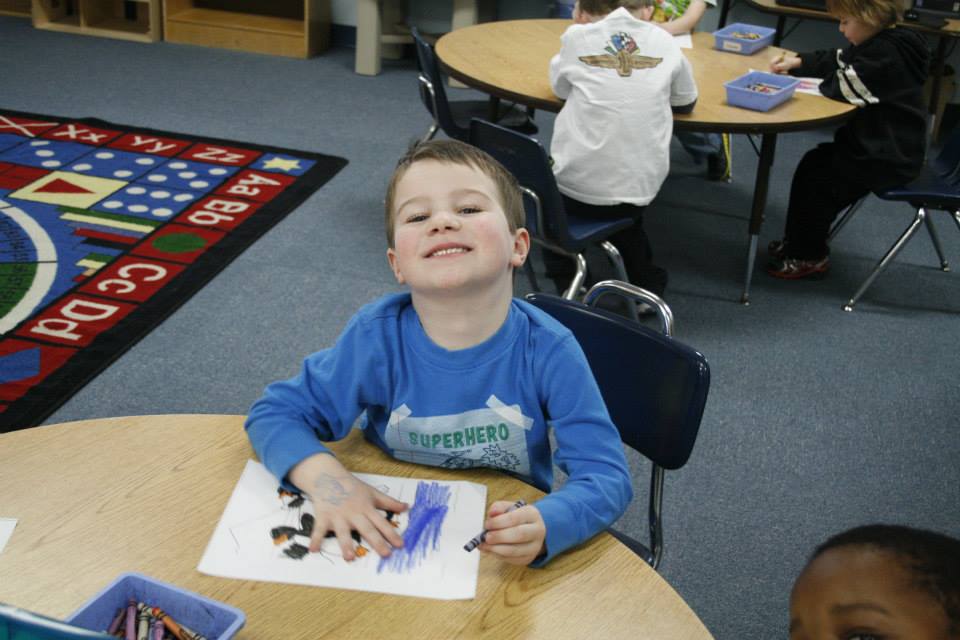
383 139 528 291
826 0 901 45
790 524 960 640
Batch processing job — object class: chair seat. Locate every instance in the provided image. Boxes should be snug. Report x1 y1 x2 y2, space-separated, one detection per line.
561 213 635 252
878 165 960 209
449 100 538 136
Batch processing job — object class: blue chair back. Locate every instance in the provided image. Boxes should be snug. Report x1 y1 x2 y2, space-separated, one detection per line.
525 292 709 469
468 118 572 247
411 27 469 142
932 126 960 187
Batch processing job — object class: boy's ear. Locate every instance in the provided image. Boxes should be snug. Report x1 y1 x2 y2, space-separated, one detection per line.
511 228 531 268
386 248 406 284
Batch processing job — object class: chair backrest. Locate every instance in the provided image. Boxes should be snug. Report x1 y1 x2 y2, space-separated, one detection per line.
525 291 709 470
469 118 574 248
0 603 112 639
411 27 469 142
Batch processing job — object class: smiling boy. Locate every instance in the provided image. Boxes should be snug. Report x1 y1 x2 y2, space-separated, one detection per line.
245 140 632 567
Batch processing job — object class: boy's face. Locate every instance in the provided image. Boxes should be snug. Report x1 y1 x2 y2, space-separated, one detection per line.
387 159 529 295
789 546 951 640
837 15 881 46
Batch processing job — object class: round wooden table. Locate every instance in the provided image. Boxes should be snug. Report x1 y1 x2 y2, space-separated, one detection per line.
0 415 715 639
436 21 856 304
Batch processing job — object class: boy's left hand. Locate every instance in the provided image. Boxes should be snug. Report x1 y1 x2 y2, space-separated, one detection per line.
478 500 546 565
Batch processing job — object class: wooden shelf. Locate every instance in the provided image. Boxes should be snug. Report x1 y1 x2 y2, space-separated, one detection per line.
0 0 31 17
163 0 328 58
32 0 161 42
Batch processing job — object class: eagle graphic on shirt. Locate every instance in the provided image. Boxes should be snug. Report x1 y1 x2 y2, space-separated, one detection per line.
579 32 662 77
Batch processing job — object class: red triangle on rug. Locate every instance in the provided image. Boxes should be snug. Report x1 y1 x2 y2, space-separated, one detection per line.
36 178 94 194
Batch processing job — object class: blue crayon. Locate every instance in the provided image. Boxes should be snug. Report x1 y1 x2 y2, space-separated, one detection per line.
463 499 526 552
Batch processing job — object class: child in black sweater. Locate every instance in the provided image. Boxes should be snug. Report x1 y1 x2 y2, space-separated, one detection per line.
766 0 929 279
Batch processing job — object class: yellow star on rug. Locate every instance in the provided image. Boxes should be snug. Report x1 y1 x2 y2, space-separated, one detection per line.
262 156 302 172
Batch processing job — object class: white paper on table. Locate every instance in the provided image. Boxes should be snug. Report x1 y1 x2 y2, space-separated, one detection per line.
198 460 487 600
0 518 16 554
674 33 693 49
749 68 823 95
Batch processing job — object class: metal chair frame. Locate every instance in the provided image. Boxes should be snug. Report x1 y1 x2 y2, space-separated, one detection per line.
527 280 708 569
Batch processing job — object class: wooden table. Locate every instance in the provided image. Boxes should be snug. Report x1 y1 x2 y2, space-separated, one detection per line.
0 414 715 640
436 21 855 303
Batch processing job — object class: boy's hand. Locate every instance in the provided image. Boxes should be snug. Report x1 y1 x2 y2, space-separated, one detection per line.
289 453 408 561
478 500 546 566
770 53 801 74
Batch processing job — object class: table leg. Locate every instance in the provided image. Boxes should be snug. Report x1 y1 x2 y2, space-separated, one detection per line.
718 0 732 28
355 0 382 76
488 96 501 122
741 133 777 305
773 15 786 46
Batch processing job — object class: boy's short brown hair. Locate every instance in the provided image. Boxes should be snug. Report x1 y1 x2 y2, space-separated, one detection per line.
826 0 902 27
384 139 525 248
578 0 654 14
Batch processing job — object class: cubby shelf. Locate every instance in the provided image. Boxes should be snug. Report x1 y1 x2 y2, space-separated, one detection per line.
0 0 31 17
163 0 329 58
32 0 161 43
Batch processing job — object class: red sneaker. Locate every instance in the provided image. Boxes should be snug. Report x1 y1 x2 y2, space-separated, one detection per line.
766 256 830 279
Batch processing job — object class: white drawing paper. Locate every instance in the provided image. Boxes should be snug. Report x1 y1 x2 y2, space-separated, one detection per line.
0 518 16 554
197 460 486 600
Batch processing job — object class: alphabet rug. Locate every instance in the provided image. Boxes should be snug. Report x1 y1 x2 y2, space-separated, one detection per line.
0 109 347 431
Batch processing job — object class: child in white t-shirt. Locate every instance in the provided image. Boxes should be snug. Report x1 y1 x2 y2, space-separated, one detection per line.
548 0 698 298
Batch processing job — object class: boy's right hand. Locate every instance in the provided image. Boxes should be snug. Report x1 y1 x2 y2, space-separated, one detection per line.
770 53 801 74
288 453 408 561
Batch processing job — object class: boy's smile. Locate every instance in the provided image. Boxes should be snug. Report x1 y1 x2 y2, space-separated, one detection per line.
387 159 528 296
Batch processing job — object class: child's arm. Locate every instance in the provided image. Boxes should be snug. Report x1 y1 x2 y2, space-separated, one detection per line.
655 0 707 35
549 26 581 100
288 452 407 559
770 53 803 74
671 52 700 114
525 337 633 566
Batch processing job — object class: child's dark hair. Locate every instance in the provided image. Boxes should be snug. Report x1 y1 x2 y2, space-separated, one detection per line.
812 524 960 635
826 0 902 27
579 0 654 14
383 139 524 248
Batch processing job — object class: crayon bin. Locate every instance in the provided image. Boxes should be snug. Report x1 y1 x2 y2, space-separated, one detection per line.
712 23 776 55
724 71 800 112
65 573 245 640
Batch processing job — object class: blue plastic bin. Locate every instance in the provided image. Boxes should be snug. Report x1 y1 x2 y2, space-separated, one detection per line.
65 573 245 640
724 71 800 111
713 23 776 55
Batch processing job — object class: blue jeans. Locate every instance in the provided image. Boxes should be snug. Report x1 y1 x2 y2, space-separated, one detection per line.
675 131 723 163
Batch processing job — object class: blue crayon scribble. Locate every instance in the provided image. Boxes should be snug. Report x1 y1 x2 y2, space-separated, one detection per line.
377 481 451 574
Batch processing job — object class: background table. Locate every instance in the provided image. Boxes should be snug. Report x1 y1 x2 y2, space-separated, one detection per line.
0 414 715 639
436 21 855 303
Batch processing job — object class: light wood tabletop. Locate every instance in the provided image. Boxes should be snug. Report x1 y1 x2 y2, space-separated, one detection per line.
436 21 854 132
0 414 715 640
435 20 856 303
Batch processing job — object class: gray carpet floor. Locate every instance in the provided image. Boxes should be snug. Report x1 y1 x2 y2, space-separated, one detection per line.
1 8 958 639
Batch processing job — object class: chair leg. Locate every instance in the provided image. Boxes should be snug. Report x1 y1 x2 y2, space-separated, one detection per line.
562 254 588 300
599 240 639 323
648 466 665 570
420 122 438 144
828 195 867 243
843 207 927 312
923 212 950 272
953 210 960 231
